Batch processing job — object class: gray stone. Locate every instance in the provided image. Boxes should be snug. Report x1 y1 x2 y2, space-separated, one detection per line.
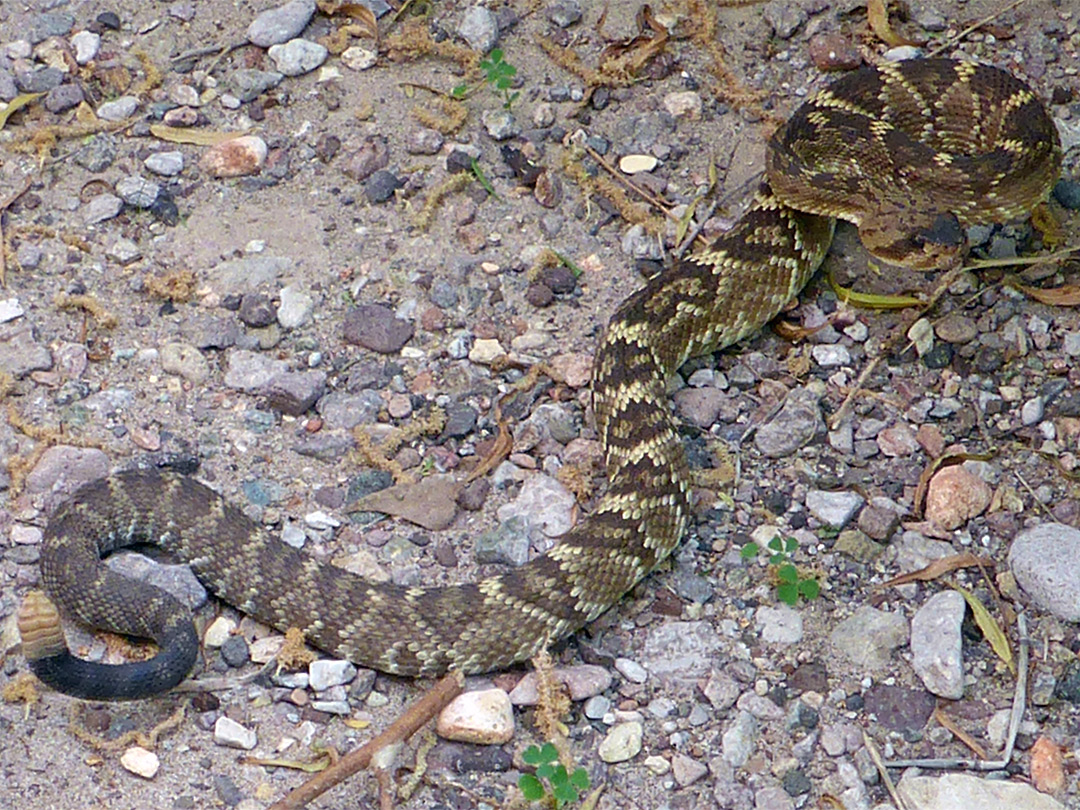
316 390 384 429
721 711 759 766
97 95 139 121
754 387 823 458
343 304 414 353
897 772 1065 810
116 176 160 208
805 489 864 529
144 151 185 176
641 621 724 683
277 284 314 329
614 658 648 683
481 109 519 140
160 342 210 383
0 322 52 378
910 590 966 699
223 349 289 391
247 0 317 47
83 194 124 225
44 83 84 113
229 68 284 102
495 473 576 538
755 605 804 645
262 370 326 415
15 66 63 93
267 38 328 76
309 659 358 691
830 606 909 670
1009 524 1080 621
457 5 499 53
475 515 530 566
105 552 208 610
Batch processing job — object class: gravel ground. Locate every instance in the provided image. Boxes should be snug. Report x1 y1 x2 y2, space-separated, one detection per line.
1 1 1080 809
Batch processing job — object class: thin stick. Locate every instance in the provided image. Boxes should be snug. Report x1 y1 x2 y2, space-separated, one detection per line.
882 612 1030 770
927 0 1029 58
267 670 464 810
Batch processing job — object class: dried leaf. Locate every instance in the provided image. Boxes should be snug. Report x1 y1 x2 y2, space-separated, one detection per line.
867 0 920 47
1030 736 1066 795
952 583 1014 674
466 416 512 483
880 553 991 588
0 93 45 130
932 706 987 759
827 271 922 310
149 124 250 145
675 198 698 247
1013 282 1080 307
242 751 333 773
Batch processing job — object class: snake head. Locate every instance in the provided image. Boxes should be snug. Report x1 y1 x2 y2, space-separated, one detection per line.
859 210 966 270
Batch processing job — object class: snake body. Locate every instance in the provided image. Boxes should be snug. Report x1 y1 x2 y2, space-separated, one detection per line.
19 59 1062 699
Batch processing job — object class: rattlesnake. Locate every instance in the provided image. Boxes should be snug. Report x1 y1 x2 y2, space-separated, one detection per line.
19 58 1062 700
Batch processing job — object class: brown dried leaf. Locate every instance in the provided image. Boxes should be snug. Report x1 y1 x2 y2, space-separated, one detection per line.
880 552 991 588
1013 282 1080 307
150 124 251 145
932 707 987 759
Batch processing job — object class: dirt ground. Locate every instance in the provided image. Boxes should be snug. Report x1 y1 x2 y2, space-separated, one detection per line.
1 0 1079 809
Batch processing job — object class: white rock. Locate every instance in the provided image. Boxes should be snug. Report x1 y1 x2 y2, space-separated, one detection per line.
619 154 658 174
614 658 648 683
214 716 258 750
120 746 160 779
468 338 504 365
598 721 643 763
308 659 357 692
0 298 24 323
203 616 236 648
436 688 514 744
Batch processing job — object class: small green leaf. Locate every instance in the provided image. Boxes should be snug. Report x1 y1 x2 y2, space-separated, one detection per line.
777 582 798 605
490 48 504 63
536 762 556 781
777 564 799 584
785 537 798 553
799 579 820 599
539 742 559 762
740 543 759 560
519 774 546 800
451 83 469 99
553 782 579 803
570 768 590 789
522 745 545 765
767 537 783 552
768 553 784 565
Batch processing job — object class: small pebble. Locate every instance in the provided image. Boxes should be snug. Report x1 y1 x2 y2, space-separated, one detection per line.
120 746 160 779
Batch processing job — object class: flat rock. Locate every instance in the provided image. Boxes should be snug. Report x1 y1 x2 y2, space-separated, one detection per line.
897 772 1065 810
641 620 724 683
754 387 823 458
829 606 908 670
910 590 966 699
120 746 160 779
247 0 316 47
342 304 414 353
508 664 612 705
24 446 109 498
0 322 52 378
352 474 460 531
1009 524 1080 621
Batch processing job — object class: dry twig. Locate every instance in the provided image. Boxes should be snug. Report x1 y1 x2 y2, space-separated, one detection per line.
267 670 464 810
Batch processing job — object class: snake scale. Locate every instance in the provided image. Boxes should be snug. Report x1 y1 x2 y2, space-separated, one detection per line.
19 59 1062 700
